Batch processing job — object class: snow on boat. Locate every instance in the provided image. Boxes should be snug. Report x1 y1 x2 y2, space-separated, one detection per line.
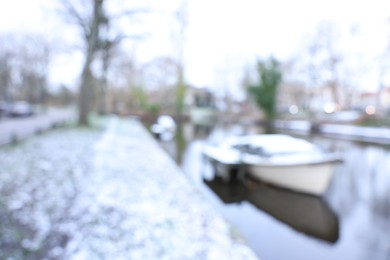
202 134 343 196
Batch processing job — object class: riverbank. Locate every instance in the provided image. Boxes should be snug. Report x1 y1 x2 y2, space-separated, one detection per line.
0 117 257 259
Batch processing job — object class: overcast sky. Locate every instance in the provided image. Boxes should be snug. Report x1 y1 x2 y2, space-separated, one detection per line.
184 0 390 95
1 0 390 96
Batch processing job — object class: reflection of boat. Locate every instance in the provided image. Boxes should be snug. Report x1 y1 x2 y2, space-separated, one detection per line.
203 177 339 243
247 181 339 243
203 177 248 203
203 134 343 195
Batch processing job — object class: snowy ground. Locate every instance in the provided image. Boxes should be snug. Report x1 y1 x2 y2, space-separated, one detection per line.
0 117 257 259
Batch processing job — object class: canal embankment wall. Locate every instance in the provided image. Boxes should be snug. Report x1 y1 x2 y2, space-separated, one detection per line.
273 120 390 145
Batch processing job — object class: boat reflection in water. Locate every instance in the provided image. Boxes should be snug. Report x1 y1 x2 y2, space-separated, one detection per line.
203 177 339 243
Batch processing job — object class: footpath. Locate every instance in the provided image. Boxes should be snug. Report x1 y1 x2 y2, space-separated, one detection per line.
0 117 257 259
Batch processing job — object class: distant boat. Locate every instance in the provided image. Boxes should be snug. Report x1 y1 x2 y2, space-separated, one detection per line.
151 115 176 141
203 134 343 196
203 177 339 243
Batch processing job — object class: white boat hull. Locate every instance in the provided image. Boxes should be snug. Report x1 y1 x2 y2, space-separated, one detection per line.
247 162 336 196
203 134 344 195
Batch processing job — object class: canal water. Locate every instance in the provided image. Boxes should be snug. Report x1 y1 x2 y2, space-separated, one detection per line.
153 122 390 260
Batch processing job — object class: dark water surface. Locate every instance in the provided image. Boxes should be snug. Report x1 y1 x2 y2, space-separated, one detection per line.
155 122 390 260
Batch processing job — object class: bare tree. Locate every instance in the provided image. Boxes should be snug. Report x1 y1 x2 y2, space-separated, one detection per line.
140 56 178 112
0 34 50 106
65 0 105 125
19 35 50 105
376 18 390 115
60 0 149 125
171 0 188 117
58 0 105 125
289 21 344 113
0 48 12 103
96 25 127 115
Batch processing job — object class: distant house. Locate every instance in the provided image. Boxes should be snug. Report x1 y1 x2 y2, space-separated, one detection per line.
277 82 307 112
192 88 215 109
359 92 376 108
277 82 337 113
378 87 390 112
186 86 217 123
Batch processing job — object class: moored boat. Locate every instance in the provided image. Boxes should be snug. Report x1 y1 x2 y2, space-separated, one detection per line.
203 134 343 195
151 115 176 140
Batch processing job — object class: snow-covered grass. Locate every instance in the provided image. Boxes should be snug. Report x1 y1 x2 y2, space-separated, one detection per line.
0 117 257 259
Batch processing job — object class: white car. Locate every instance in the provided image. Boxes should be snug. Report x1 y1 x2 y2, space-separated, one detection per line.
9 101 33 117
0 101 9 117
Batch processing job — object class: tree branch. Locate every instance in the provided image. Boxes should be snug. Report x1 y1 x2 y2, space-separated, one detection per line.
111 8 150 20
60 1 90 41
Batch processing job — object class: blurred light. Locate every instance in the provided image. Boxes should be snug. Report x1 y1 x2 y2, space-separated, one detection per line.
289 105 298 114
365 105 376 115
324 103 336 114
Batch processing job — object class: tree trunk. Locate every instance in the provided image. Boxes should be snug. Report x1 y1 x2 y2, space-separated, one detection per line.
98 47 109 115
78 0 104 126
175 67 186 117
97 81 106 115
78 66 93 125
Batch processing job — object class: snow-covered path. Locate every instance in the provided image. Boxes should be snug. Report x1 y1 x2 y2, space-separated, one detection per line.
0 117 257 259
